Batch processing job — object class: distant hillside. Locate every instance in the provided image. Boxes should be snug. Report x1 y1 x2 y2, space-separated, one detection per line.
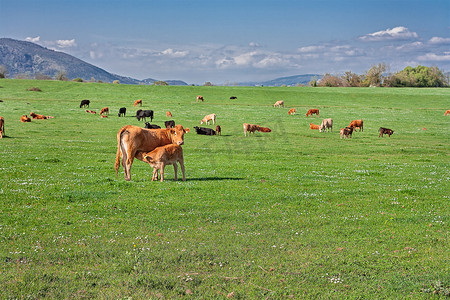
239 74 322 87
0 38 188 85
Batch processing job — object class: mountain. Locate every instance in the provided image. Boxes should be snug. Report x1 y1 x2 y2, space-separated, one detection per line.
239 74 322 87
0 38 188 85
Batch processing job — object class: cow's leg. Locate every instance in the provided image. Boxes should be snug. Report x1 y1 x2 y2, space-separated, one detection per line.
179 160 186 181
160 163 166 182
152 168 158 181
173 163 178 181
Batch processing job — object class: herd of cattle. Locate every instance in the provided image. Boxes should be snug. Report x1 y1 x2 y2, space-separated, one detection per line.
0 96 448 182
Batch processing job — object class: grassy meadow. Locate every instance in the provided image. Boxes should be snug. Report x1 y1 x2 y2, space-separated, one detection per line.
0 79 449 298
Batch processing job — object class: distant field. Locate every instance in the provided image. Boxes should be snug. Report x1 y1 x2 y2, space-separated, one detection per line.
0 79 449 298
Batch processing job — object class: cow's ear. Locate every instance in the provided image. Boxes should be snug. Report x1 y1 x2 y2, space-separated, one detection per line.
169 128 175 134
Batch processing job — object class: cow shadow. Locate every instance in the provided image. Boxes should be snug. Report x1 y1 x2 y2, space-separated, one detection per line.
186 177 244 182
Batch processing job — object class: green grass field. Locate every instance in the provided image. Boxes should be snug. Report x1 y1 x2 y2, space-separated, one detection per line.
0 79 449 298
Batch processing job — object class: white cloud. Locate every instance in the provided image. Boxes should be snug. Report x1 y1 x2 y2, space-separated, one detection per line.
26 36 40 43
428 37 450 44
396 41 424 51
298 45 325 53
249 42 261 47
417 52 450 61
160 48 189 58
57 39 77 48
359 26 418 41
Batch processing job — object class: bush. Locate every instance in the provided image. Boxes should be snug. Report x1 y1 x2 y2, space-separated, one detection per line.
72 77 83 82
27 87 42 92
113 80 120 84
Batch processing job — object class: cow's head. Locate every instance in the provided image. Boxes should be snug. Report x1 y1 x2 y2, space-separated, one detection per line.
170 125 185 145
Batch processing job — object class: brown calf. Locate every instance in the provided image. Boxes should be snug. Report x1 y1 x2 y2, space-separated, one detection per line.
306 109 319 117
310 123 320 130
288 108 296 115
100 107 109 115
348 119 363 132
215 125 222 136
0 116 4 138
133 99 143 107
137 144 185 182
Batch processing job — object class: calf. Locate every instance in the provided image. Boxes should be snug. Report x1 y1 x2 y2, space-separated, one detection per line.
379 127 394 137
137 144 185 182
215 125 222 136
144 122 161 129
340 127 353 139
136 109 154 122
100 107 109 116
30 112 54 119
194 126 216 135
196 95 204 102
133 99 142 107
20 115 31 122
166 111 172 117
444 110 450 116
0 116 4 138
243 123 260 136
118 107 126 117
201 113 216 125
348 119 363 132
288 108 296 115
310 123 320 130
80 99 90 108
306 109 319 117
319 118 333 132
258 127 272 133
273 100 284 108
165 120 175 128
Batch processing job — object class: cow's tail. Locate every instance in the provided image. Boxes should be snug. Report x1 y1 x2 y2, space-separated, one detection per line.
115 126 128 178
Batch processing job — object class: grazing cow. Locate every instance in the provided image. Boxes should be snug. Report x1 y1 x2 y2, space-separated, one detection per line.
133 99 143 107
20 115 31 122
215 125 221 136
258 127 272 133
30 112 54 119
288 108 296 115
273 100 284 108
144 122 161 129
0 116 4 138
115 124 186 181
379 127 394 137
348 119 363 132
80 99 90 108
166 111 172 117
101 115 108 118
306 109 319 117
136 109 154 122
100 107 109 116
243 123 260 136
118 107 126 117
196 95 204 102
230 96 237 100
444 110 450 116
194 126 215 135
340 127 353 139
310 123 320 130
137 144 185 182
319 118 333 132
165 120 175 128
201 113 216 125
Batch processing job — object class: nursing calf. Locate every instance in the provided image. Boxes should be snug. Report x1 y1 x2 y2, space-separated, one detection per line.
137 144 185 182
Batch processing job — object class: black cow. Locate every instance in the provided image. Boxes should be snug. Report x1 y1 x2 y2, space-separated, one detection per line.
80 99 90 108
118 107 126 117
194 126 216 136
164 120 175 128
136 109 154 122
144 122 161 129
379 127 394 138
342 126 353 139
230 96 237 99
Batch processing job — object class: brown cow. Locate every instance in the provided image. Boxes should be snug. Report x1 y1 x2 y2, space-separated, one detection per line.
196 95 204 102
310 123 320 130
201 113 216 125
273 100 284 108
115 124 186 181
288 108 296 115
243 123 260 136
444 110 450 116
258 127 272 132
340 127 353 139
0 116 4 138
137 144 185 182
20 115 31 122
166 111 172 117
379 127 394 137
348 119 363 132
30 112 54 119
133 99 143 107
306 109 319 117
215 125 221 136
100 107 109 116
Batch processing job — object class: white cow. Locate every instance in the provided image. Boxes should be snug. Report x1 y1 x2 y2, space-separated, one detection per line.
319 118 333 132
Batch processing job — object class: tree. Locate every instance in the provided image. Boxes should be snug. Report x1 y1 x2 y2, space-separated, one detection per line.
0 65 8 78
55 70 68 81
342 71 362 87
362 63 386 87
383 65 447 87
317 73 346 87
153 81 168 86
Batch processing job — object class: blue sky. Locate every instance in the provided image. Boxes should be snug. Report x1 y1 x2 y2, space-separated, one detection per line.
1 0 449 84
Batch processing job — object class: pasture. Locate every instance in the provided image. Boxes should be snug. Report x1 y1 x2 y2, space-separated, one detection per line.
0 79 449 298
